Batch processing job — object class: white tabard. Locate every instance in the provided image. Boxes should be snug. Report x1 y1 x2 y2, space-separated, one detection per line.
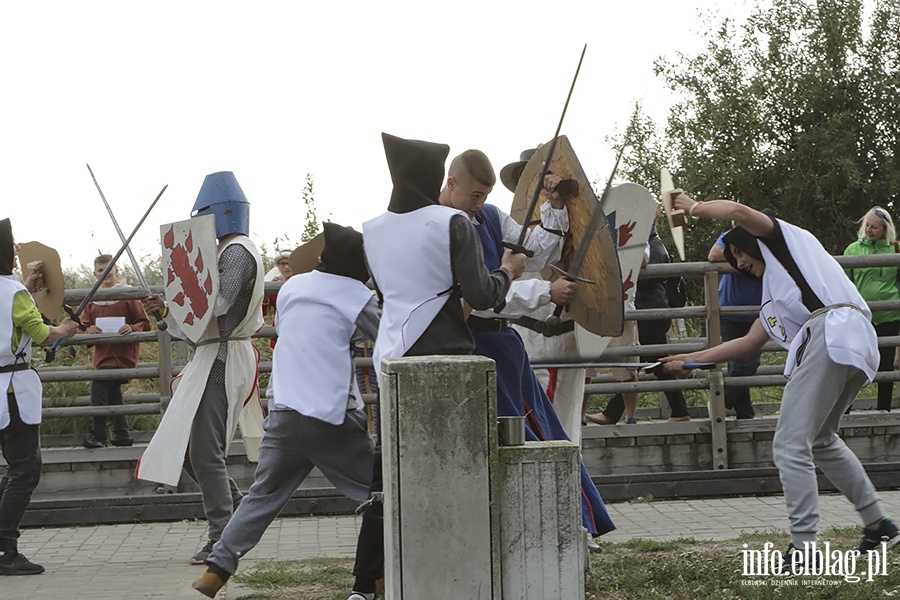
137 235 265 486
269 270 374 424
0 275 41 428
758 219 879 380
363 204 461 379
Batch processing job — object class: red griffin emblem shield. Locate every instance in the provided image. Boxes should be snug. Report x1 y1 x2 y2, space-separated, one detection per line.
161 215 219 344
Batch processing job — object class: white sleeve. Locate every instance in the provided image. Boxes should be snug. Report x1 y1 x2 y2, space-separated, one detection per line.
498 203 568 271
470 277 552 319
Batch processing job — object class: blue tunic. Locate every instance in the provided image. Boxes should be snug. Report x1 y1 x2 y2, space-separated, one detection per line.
472 204 615 536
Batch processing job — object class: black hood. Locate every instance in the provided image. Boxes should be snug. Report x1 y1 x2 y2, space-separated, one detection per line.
315 223 369 283
0 219 13 276
722 226 764 279
383 132 449 213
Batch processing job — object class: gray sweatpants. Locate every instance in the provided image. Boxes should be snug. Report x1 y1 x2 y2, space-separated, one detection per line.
185 382 244 542
207 407 374 574
772 313 884 545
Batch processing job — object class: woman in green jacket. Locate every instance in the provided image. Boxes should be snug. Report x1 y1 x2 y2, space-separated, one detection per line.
844 206 900 411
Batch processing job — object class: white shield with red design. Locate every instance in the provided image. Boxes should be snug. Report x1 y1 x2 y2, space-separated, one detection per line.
161 215 219 344
576 183 658 355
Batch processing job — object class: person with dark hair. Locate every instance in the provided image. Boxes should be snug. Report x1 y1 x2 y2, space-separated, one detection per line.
843 206 900 412
663 194 899 559
0 219 78 575
192 224 379 599
356 134 524 600
139 172 265 564
81 254 150 448
709 228 763 419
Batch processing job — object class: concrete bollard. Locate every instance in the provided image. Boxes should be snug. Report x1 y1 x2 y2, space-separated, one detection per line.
381 355 501 600
498 441 585 599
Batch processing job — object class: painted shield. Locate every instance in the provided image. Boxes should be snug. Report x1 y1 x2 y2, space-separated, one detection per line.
575 183 659 357
509 135 623 336
661 168 685 261
161 215 219 344
288 232 325 276
17 242 64 319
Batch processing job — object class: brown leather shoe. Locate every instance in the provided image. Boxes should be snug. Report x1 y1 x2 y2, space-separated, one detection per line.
192 570 228 598
585 413 617 425
667 416 690 422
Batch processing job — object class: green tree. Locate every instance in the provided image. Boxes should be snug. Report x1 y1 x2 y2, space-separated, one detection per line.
301 173 321 243
634 0 900 259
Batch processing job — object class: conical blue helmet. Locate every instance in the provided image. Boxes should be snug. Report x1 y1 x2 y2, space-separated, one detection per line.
191 171 250 238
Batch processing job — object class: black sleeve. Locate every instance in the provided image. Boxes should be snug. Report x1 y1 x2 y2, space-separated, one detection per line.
448 214 511 311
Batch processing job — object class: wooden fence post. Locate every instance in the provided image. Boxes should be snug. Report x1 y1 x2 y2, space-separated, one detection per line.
704 270 728 469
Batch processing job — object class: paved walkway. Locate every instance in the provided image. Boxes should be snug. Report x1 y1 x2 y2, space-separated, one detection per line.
5 490 900 599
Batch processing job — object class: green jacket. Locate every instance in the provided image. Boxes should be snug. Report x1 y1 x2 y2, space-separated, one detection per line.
844 237 900 326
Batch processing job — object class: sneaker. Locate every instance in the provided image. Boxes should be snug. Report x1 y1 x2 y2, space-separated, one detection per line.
858 516 900 553
347 593 376 600
0 552 45 575
625 417 637 424
667 415 690 422
586 537 601 553
192 567 229 598
82 435 107 449
781 543 822 572
110 437 134 447
191 540 215 565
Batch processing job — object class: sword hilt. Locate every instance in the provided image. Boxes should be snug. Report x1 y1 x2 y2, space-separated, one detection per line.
501 241 534 258
153 311 168 331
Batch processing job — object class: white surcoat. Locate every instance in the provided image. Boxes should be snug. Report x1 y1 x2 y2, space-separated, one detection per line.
0 275 41 428
758 219 878 380
269 270 374 424
364 205 461 378
137 235 265 486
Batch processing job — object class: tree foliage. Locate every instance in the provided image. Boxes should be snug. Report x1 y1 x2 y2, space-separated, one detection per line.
622 0 900 259
301 173 321 243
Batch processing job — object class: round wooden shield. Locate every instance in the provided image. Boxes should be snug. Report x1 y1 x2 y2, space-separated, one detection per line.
289 233 325 276
509 135 623 336
17 242 65 319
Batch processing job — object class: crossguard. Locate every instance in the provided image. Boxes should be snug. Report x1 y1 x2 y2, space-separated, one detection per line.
501 241 535 258
62 304 86 331
549 264 595 284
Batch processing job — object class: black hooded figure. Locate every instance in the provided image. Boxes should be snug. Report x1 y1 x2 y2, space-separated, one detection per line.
352 133 516 600
316 223 369 284
0 219 14 276
382 133 449 214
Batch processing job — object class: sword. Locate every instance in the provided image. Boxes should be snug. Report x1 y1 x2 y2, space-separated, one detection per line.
542 361 715 374
86 164 167 331
542 102 641 336
46 183 168 362
504 44 587 258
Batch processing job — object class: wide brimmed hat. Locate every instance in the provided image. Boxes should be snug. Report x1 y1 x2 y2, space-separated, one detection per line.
499 147 539 193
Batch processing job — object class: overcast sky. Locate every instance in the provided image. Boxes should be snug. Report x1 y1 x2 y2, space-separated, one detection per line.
2 0 746 269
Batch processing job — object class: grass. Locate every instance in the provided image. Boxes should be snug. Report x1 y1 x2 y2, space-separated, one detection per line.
231 528 900 599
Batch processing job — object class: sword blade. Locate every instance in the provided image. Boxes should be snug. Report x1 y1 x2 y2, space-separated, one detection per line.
73 183 167 317
86 164 151 293
512 44 587 250
565 101 642 277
